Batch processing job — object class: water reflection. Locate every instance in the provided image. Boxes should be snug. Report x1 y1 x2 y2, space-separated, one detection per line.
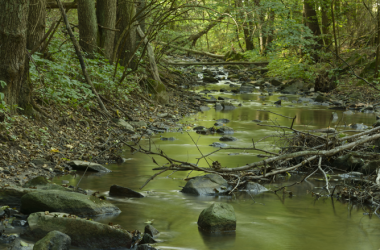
53 92 380 250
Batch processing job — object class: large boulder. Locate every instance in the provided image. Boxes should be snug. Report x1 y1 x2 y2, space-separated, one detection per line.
20 190 120 216
197 202 236 232
181 174 229 196
68 161 111 172
109 185 144 198
33 231 71 250
27 212 132 249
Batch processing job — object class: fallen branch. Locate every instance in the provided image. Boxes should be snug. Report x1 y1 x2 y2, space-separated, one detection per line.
158 42 224 59
164 60 269 66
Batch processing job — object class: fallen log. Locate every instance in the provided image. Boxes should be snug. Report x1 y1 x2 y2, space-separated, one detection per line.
164 61 269 66
157 42 224 59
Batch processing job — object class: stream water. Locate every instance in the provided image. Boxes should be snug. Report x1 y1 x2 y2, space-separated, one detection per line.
54 79 380 250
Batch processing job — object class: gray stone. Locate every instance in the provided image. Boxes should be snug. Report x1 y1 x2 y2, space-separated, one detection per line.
20 190 120 216
344 110 354 115
8 238 33 250
373 120 380 128
140 233 157 244
200 106 210 112
216 126 234 134
0 234 18 244
252 120 262 123
197 202 236 232
117 119 134 132
157 113 168 118
350 123 368 130
221 102 236 111
160 137 175 141
27 212 132 249
109 185 144 198
203 76 218 83
216 118 230 124
68 161 111 172
214 122 224 126
33 231 71 250
244 182 268 194
219 136 237 141
209 142 228 148
144 225 159 237
269 78 283 86
193 126 206 131
12 219 27 227
181 174 229 196
130 121 148 128
215 103 223 110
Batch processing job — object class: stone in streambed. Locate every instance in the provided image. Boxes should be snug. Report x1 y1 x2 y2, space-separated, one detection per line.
139 233 157 244
209 142 228 148
8 238 33 250
20 190 120 216
216 118 230 123
109 185 144 198
219 136 237 141
203 76 218 83
144 225 159 237
137 244 158 250
216 126 234 134
27 212 132 249
221 102 236 111
68 161 111 172
181 174 228 196
33 230 71 250
197 202 236 232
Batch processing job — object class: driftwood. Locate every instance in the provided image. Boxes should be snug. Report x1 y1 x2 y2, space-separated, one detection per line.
164 61 269 66
158 42 224 59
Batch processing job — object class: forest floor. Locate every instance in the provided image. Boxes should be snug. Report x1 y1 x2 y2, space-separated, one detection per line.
0 67 209 187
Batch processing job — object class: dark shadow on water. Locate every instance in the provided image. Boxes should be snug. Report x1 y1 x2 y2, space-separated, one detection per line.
198 228 236 250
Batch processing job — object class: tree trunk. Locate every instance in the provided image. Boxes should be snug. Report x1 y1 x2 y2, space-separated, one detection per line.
0 0 33 114
96 0 117 61
376 2 380 78
27 0 46 51
115 0 137 69
321 0 331 46
303 0 323 45
77 0 98 55
236 0 254 51
136 0 146 33
265 10 275 50
254 0 266 53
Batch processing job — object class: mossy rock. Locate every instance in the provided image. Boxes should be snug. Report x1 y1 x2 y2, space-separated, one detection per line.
360 60 376 77
23 176 49 188
33 230 71 250
197 202 236 232
224 51 245 61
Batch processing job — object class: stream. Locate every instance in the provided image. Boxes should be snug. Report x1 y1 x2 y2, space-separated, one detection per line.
54 73 380 250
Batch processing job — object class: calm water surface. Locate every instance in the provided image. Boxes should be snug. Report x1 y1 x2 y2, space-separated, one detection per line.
54 85 380 250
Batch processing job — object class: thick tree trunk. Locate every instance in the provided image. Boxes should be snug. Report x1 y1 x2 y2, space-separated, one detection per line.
303 0 323 46
236 0 254 51
96 0 117 61
0 0 33 113
376 3 380 78
136 0 146 34
321 0 331 46
27 0 46 51
77 0 98 55
115 0 137 69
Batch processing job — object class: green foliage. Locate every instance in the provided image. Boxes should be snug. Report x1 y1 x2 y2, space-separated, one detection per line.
29 34 139 108
267 54 315 81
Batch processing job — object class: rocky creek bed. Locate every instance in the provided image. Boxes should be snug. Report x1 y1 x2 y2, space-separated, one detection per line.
2 54 380 249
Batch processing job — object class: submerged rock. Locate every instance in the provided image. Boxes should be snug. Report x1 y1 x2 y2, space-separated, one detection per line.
20 190 120 216
193 126 206 131
244 182 268 194
144 225 159 237
160 137 175 141
198 202 236 232
216 118 230 124
203 76 218 83
216 126 234 134
219 136 237 141
109 185 144 198
350 123 368 130
209 142 228 148
68 161 111 172
221 102 236 111
33 231 71 250
137 244 158 250
27 212 132 249
274 100 281 105
181 174 229 195
200 106 210 112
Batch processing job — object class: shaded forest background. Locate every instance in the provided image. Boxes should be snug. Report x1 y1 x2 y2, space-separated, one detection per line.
0 0 380 120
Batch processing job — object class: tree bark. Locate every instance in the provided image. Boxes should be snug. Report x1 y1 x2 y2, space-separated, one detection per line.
0 0 33 113
303 0 323 46
27 0 46 51
115 0 137 69
77 0 98 55
96 0 117 61
376 2 380 78
321 0 331 46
